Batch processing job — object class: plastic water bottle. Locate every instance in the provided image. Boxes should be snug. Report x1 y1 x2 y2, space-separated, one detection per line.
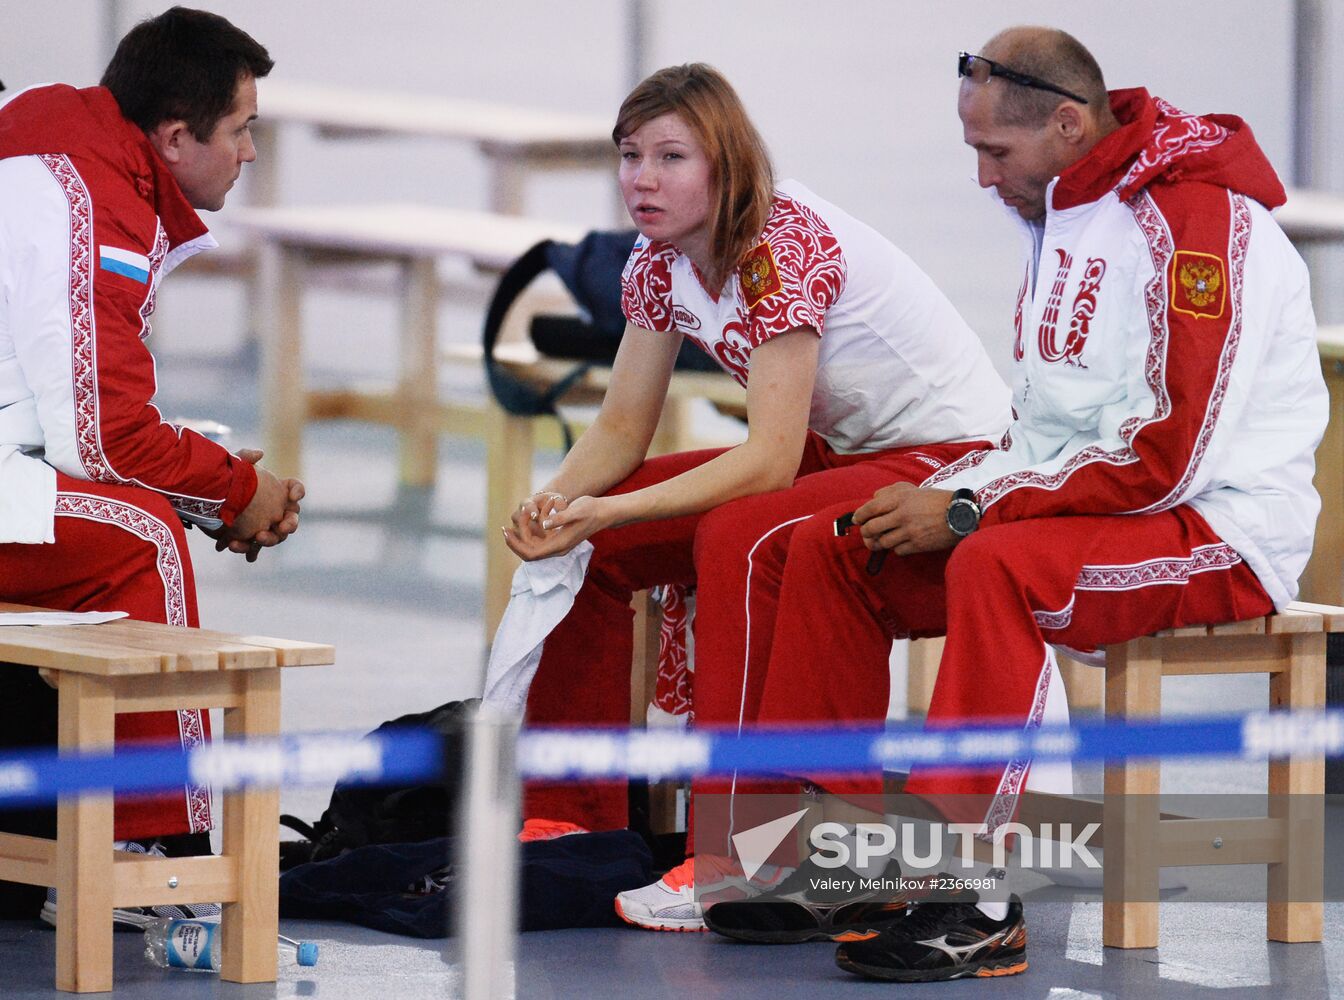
143 918 318 972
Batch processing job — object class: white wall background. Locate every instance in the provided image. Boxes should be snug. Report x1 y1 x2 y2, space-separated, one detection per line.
3 0 1341 374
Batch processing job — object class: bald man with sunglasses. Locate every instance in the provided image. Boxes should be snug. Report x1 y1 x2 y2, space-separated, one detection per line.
704 26 1328 982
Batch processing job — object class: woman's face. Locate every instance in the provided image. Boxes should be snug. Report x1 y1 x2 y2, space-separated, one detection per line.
618 112 714 258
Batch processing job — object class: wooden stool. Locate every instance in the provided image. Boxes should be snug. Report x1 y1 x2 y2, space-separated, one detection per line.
1102 601 1338 948
0 604 333 992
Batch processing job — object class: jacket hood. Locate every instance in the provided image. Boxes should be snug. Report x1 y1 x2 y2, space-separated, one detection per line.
1052 88 1286 213
0 84 208 248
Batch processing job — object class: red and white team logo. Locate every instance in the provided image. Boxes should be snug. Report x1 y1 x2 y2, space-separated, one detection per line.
1057 257 1106 367
1037 252 1106 367
1035 248 1073 364
672 304 702 331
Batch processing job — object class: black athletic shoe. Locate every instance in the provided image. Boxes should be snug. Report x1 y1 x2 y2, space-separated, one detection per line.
703 858 912 944
835 896 1028 982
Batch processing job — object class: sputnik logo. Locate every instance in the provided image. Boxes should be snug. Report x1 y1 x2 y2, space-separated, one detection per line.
731 808 809 881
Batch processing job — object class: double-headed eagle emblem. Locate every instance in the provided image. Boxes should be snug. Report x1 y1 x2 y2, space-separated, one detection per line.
1171 251 1226 319
1180 259 1221 308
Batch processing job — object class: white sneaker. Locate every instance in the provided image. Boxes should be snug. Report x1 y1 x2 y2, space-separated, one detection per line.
614 855 789 932
40 839 221 930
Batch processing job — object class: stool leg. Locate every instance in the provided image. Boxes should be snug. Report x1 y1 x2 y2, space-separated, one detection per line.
55 674 115 993
484 400 533 641
906 637 943 717
259 243 305 480
1103 638 1161 949
1268 631 1325 942
397 256 439 490
219 670 281 983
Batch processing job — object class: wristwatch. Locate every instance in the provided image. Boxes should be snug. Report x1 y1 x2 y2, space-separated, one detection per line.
945 488 981 538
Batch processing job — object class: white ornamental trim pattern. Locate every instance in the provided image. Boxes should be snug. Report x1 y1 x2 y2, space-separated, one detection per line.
40 154 120 484
1012 266 1028 362
53 491 211 832
171 494 225 519
1134 193 1250 515
979 650 1054 840
136 220 169 341
54 491 188 626
1114 98 1230 197
921 426 1013 489
969 192 1175 509
922 438 997 488
1074 542 1243 592
1032 596 1076 631
177 708 213 833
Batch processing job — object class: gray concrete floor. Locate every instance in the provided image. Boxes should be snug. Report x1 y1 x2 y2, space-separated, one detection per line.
1 349 1341 997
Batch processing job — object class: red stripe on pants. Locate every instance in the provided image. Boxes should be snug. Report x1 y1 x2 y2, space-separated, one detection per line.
0 475 211 840
522 435 989 831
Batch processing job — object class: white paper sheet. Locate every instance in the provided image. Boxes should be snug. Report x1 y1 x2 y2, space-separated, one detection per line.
0 611 129 626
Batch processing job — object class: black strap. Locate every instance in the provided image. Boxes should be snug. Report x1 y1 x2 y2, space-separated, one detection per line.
481 239 589 452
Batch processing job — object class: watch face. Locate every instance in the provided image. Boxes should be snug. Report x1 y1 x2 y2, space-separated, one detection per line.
948 500 978 536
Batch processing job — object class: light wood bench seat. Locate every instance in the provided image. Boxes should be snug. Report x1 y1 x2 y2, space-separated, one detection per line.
252 81 617 218
0 603 333 992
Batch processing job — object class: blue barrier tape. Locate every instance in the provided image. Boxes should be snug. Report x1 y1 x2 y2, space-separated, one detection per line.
0 729 442 806
0 709 1340 803
516 709 1344 781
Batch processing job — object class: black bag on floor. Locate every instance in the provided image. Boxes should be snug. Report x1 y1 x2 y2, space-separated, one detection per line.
281 699 477 865
279 831 653 936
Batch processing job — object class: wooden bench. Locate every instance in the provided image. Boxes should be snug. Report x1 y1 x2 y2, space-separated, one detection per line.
0 605 333 993
251 80 617 218
1101 601 1337 948
169 84 617 356
231 203 587 488
1276 187 1344 245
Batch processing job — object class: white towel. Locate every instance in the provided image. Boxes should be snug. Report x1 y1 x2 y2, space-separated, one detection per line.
481 541 593 717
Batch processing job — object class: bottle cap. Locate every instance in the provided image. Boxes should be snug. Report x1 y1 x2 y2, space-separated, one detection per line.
296 941 319 967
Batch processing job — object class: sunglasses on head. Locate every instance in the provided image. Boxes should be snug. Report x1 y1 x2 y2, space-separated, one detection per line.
957 51 1088 105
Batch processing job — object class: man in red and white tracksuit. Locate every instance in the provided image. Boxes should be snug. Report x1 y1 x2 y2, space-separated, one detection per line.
747 28 1328 982
0 9 299 851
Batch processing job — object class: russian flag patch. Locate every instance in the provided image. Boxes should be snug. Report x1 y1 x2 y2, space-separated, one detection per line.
98 245 151 283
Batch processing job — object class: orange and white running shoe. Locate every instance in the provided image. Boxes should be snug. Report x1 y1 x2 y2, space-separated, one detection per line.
518 818 589 843
614 854 789 932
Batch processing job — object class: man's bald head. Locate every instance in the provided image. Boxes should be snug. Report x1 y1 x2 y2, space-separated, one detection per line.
957 27 1118 221
978 26 1110 127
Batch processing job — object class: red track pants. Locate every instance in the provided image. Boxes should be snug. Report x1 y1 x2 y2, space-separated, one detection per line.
523 434 989 830
754 502 1272 835
0 475 212 840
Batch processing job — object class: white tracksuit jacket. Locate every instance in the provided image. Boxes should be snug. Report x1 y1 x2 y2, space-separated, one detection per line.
929 89 1328 609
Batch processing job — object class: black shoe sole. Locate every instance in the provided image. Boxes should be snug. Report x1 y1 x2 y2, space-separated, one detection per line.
835 950 1028 982
707 919 905 945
